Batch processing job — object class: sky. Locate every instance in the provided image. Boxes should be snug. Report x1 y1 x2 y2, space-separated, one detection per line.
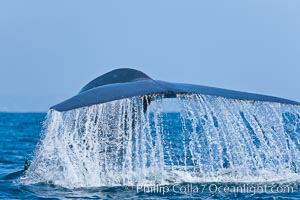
0 1 299 112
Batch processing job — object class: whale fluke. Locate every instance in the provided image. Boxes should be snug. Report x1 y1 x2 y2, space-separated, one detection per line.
51 68 300 112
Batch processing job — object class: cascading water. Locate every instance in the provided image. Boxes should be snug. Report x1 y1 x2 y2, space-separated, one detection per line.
20 94 300 188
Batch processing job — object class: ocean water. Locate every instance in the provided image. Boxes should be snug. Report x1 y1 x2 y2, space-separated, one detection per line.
1 94 300 199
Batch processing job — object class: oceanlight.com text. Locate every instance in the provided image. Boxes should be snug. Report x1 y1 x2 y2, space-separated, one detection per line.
127 183 295 195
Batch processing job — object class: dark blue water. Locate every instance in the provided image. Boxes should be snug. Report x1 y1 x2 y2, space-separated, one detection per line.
0 112 299 199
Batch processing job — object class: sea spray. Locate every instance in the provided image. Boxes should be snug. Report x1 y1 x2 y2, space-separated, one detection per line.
21 94 300 188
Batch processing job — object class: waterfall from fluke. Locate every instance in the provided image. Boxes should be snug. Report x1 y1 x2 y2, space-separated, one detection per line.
20 69 300 188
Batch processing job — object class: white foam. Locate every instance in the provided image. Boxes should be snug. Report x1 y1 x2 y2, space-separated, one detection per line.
20 94 300 188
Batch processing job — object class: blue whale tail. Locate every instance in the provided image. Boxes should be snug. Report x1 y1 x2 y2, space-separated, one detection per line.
51 68 300 112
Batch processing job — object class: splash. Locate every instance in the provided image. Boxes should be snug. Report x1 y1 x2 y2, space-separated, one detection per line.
21 94 300 188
